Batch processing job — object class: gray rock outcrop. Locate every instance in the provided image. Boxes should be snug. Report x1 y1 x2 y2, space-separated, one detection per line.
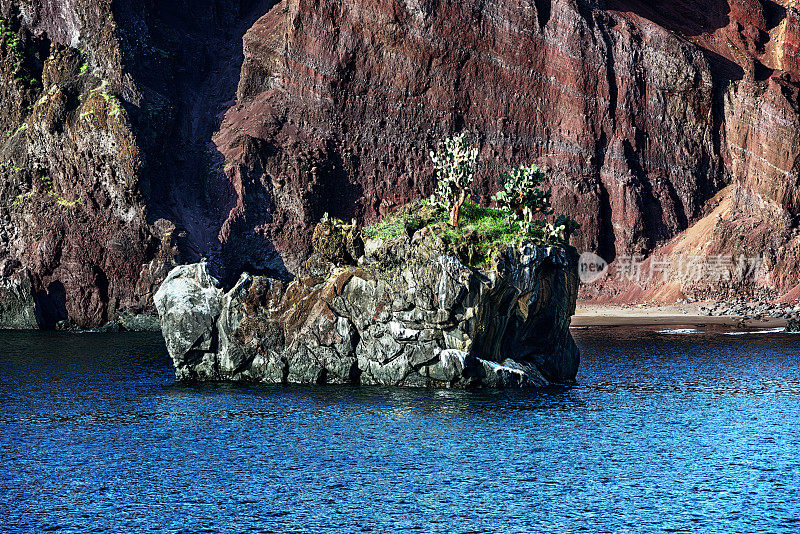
0 269 42 329
155 233 580 388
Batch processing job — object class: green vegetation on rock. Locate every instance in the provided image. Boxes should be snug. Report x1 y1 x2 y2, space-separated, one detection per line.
493 164 552 230
1 20 23 61
38 175 82 208
364 199 545 268
11 191 32 207
1 19 41 87
79 80 125 124
363 135 580 269
429 134 479 227
100 89 123 120
363 211 412 240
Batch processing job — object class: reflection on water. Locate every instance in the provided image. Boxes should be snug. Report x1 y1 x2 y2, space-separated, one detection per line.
1 328 800 533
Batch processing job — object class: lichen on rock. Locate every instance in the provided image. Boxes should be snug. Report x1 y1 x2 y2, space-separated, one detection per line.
0 267 41 329
155 219 580 388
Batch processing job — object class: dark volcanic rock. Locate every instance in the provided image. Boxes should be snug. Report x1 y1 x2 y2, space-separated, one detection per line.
155 232 580 388
0 3 181 328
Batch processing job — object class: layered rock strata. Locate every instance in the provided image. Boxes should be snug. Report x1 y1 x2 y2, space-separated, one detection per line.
214 0 800 300
2 0 800 328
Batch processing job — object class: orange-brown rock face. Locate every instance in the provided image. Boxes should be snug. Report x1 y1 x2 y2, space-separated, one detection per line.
601 0 800 298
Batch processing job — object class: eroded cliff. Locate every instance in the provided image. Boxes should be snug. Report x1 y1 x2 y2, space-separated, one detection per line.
214 0 800 300
1 0 799 327
0 1 271 327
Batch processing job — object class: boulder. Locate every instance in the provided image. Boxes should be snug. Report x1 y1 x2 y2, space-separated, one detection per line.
117 313 162 332
312 221 348 264
787 318 800 333
312 220 364 265
154 262 224 380
0 269 42 329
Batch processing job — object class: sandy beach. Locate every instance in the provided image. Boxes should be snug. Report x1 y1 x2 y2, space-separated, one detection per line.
572 302 789 328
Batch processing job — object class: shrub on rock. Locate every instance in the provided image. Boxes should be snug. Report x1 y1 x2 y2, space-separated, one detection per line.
312 213 363 265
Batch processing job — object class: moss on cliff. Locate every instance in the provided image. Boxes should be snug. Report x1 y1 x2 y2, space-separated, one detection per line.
364 199 547 268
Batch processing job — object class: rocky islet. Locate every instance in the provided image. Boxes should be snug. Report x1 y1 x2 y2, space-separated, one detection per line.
155 221 581 388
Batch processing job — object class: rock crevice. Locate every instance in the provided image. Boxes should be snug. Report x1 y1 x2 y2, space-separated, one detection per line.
155 230 580 388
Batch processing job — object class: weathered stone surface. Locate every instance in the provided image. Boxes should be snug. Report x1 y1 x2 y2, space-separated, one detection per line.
116 312 161 332
154 262 223 379
0 268 40 329
156 230 580 388
786 318 800 333
3 0 800 329
311 219 364 266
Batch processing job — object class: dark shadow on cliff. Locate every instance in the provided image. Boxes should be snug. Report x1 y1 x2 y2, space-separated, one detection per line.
213 135 289 285
597 179 617 263
535 0 552 28
606 0 745 82
606 0 732 37
34 281 67 329
92 267 110 323
113 0 281 274
703 48 745 83
310 143 365 225
592 131 617 263
764 1 788 31
210 130 363 285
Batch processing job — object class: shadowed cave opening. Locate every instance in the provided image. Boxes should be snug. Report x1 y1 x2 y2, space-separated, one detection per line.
535 0 552 28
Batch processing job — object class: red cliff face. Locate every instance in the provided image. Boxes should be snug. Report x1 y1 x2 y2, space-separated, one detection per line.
216 0 721 265
598 0 800 299
214 0 800 299
1 0 799 326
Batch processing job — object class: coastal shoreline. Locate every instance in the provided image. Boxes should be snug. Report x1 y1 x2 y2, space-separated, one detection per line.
572 302 789 328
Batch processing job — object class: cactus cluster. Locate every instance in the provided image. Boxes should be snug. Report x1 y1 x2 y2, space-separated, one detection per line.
492 164 552 233
426 134 579 245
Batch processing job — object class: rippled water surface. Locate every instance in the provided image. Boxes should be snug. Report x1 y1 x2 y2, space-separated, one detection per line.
2 327 800 533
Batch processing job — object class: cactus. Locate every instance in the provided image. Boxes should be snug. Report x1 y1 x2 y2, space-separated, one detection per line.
492 164 552 235
493 164 579 243
429 134 478 227
544 215 581 244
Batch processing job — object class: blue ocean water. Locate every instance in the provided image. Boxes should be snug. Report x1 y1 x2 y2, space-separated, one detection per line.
1 327 799 533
